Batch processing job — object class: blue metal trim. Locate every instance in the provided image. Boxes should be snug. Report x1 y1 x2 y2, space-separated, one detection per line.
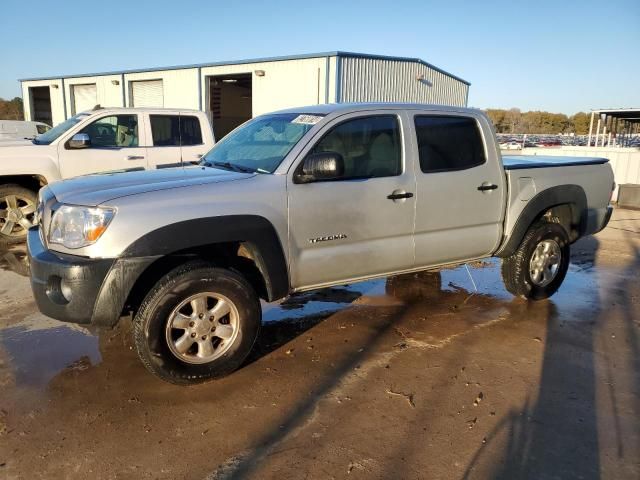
121 74 126 107
18 51 470 86
61 78 67 120
197 67 202 111
335 56 341 103
324 57 330 104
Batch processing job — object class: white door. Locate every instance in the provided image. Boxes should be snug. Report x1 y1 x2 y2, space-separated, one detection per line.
412 113 505 267
58 113 147 178
72 84 97 114
130 80 164 108
288 113 416 289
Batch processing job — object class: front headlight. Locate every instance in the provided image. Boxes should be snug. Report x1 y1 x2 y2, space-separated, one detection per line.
49 205 115 249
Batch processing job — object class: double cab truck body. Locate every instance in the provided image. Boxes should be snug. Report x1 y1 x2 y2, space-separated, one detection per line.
27 103 614 384
0 107 214 246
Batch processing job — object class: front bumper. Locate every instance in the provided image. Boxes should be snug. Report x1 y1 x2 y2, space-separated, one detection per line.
27 228 156 326
28 228 114 324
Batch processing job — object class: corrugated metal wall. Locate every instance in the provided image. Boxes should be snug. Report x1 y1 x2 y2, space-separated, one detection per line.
338 57 468 107
20 54 470 125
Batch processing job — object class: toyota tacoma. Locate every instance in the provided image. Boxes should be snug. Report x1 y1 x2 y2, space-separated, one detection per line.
27 103 614 384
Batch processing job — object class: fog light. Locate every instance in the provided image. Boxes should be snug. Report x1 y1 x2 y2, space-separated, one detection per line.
60 279 73 302
46 276 72 305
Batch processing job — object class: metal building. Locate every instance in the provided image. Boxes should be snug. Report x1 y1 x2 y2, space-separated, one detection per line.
19 51 470 139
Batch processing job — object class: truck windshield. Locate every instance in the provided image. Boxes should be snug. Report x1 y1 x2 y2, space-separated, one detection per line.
201 113 322 173
33 113 90 145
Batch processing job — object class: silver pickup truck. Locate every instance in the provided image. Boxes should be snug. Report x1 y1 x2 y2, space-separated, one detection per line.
27 103 614 384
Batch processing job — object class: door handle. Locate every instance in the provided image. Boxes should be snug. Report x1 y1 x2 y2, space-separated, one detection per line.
387 191 414 200
477 183 498 191
196 154 204 159
126 155 145 160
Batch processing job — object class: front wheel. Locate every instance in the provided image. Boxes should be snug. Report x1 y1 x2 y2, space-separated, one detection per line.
501 221 570 300
0 185 37 247
133 263 261 385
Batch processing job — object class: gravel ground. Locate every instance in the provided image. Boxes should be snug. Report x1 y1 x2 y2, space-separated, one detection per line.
0 209 638 479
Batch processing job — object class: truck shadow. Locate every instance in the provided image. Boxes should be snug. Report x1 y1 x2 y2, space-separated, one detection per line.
461 233 640 479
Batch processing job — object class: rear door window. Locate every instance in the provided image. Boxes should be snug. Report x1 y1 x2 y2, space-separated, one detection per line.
180 116 203 145
150 115 180 146
414 116 485 173
151 115 203 146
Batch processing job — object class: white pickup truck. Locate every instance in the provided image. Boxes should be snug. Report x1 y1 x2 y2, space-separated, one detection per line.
0 107 214 246
28 103 615 384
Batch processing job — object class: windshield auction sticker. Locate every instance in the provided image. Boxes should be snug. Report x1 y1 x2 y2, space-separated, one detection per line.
291 114 324 125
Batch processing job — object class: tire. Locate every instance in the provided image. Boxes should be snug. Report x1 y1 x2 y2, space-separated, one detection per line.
501 221 570 300
133 262 261 385
0 185 37 248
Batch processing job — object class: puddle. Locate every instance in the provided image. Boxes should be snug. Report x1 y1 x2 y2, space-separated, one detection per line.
0 313 100 388
0 244 613 389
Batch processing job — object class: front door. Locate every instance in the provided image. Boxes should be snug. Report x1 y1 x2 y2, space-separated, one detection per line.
58 113 147 178
287 112 416 289
411 113 505 267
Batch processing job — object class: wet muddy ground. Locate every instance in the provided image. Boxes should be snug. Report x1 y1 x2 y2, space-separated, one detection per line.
1 209 639 479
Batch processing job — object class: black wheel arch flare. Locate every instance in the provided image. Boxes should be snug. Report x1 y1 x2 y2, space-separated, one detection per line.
121 215 290 301
496 184 588 258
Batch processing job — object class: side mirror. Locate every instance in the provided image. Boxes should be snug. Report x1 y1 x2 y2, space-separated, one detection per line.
68 133 91 149
297 152 345 183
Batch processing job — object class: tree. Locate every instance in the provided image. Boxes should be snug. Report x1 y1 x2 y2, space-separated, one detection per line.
484 107 586 134
0 97 24 120
570 112 591 135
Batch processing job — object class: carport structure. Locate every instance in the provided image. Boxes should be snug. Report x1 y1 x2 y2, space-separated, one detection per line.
587 107 640 147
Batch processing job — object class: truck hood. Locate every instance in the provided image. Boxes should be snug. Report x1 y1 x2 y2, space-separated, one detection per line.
49 166 254 206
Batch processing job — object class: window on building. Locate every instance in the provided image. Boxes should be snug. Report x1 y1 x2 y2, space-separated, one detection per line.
414 116 486 173
308 115 401 180
80 115 139 148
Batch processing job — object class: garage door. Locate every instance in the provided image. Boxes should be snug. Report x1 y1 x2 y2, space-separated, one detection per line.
72 84 97 114
130 80 164 107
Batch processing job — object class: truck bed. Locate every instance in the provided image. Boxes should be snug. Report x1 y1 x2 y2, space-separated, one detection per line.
503 155 609 170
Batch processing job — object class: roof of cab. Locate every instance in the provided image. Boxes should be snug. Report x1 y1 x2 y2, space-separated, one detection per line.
75 107 204 115
270 102 484 117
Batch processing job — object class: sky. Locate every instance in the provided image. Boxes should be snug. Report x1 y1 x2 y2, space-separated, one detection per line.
0 0 638 115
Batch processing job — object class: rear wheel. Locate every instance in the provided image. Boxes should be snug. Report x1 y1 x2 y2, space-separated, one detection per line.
133 262 261 385
0 185 37 247
501 221 570 300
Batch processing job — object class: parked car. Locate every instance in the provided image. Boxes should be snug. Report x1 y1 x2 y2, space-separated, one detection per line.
0 120 50 141
0 107 214 246
501 141 522 150
27 103 614 384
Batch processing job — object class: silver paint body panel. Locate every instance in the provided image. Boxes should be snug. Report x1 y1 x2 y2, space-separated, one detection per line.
39 103 615 293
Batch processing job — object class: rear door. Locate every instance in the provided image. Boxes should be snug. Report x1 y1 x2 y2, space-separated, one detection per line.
412 112 505 267
178 113 207 163
287 111 416 289
58 113 148 178
146 114 182 168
